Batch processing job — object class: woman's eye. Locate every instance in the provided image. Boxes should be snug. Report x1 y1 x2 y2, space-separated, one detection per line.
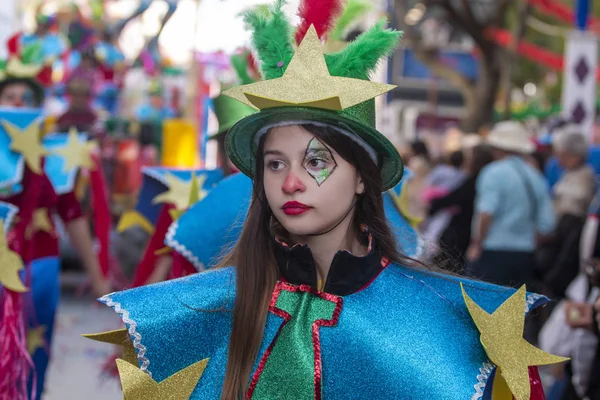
306 158 327 170
267 160 285 171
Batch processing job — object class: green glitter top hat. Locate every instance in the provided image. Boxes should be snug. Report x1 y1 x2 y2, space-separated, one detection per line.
223 0 404 191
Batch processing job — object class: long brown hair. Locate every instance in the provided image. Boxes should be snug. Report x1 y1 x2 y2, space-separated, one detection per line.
218 124 412 399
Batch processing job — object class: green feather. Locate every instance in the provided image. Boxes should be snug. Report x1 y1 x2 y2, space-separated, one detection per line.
330 0 373 41
231 53 255 85
21 42 43 65
325 19 402 79
243 0 294 80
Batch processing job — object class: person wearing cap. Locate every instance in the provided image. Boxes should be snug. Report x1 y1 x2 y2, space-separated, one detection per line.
89 3 563 398
467 121 556 290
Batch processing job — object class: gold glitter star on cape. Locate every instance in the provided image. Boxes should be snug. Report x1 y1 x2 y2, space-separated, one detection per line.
152 172 208 211
26 208 53 239
50 127 97 172
116 357 209 400
27 325 47 355
1 118 46 174
0 220 27 293
223 25 395 111
168 172 203 221
461 284 568 400
83 328 138 366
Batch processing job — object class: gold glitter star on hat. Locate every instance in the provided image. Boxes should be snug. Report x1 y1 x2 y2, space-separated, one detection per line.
50 127 97 172
152 172 208 211
0 220 27 293
461 284 568 400
116 357 209 400
223 25 395 111
1 118 46 174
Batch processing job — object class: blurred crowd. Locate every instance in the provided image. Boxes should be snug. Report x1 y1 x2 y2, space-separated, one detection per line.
401 119 600 400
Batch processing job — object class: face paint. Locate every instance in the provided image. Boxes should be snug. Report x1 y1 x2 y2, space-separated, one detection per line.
303 137 337 186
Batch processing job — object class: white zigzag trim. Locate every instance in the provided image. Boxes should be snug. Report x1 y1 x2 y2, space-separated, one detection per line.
100 294 152 378
165 220 205 272
472 361 494 400
2 202 18 231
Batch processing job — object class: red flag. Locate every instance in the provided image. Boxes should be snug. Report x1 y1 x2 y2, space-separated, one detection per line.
89 155 111 277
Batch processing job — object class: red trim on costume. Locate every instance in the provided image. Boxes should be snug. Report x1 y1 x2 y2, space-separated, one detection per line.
528 366 545 399
246 282 343 399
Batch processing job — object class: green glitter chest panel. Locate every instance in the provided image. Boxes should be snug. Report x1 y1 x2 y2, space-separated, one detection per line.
247 282 343 400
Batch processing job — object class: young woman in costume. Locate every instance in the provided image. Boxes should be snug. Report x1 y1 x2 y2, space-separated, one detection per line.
96 3 565 399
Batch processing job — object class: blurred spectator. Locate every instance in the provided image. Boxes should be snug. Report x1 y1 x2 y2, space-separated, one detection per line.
552 129 596 218
466 121 555 290
135 81 176 122
56 77 98 133
421 150 466 261
536 129 595 299
540 189 600 399
428 145 494 272
397 140 432 224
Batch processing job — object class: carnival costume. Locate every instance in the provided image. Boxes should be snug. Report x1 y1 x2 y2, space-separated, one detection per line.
89 2 566 399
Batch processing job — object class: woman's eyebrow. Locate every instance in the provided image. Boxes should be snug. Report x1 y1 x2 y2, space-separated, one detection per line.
263 149 284 157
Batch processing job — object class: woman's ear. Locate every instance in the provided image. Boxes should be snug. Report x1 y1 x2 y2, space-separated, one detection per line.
356 175 365 195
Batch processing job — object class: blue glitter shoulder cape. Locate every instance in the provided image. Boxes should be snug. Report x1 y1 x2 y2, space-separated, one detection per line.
167 171 422 271
100 264 547 399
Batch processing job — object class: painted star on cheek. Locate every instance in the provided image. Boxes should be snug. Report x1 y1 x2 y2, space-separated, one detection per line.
303 137 337 186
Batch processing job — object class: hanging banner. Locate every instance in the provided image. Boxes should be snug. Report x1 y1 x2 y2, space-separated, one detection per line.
561 31 598 142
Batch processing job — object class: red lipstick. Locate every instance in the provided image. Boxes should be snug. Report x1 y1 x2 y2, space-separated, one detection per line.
282 201 311 215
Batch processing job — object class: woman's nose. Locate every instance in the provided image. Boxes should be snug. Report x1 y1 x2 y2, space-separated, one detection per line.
282 170 306 194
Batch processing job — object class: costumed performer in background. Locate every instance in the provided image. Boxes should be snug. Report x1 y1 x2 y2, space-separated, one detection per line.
0 38 109 399
89 2 566 399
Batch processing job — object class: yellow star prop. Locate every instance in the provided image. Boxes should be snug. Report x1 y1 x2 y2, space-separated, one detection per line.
116 357 209 400
461 284 568 400
0 220 27 293
1 119 46 174
27 325 47 355
26 208 54 239
152 173 208 211
51 127 97 172
116 211 155 234
83 328 138 366
168 172 204 221
223 25 396 111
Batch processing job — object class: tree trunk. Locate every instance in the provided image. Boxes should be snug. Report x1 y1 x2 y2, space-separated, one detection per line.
462 53 502 133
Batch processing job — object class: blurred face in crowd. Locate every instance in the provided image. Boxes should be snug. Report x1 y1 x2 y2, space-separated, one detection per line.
555 149 584 170
150 93 163 109
0 82 38 108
